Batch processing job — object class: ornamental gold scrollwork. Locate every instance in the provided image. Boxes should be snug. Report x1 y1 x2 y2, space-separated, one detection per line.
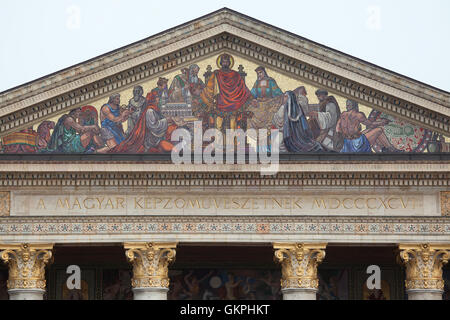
0 192 10 216
124 242 177 289
441 192 450 216
398 244 450 291
273 243 327 290
0 243 53 290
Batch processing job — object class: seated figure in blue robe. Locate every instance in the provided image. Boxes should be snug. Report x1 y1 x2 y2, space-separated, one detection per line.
336 100 394 153
99 94 131 152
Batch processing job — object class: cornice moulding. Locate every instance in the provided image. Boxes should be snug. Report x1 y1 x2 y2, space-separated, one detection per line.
0 161 448 173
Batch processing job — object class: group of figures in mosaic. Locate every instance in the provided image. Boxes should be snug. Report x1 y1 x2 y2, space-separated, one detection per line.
3 267 449 300
2 54 447 154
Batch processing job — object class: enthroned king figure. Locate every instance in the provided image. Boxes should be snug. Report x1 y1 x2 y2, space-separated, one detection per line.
200 54 252 130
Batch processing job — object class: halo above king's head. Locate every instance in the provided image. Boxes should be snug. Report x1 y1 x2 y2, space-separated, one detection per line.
216 53 235 69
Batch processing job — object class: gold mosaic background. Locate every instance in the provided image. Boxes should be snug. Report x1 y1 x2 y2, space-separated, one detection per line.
4 52 447 152
41 54 376 133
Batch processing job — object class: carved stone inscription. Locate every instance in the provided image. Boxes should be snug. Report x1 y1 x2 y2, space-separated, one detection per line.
9 191 435 217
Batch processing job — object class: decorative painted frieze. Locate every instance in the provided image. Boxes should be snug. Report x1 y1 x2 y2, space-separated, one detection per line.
1 216 450 239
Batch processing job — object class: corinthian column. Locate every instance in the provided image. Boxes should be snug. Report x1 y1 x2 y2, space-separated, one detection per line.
398 244 450 300
0 243 53 300
273 243 327 300
124 242 177 300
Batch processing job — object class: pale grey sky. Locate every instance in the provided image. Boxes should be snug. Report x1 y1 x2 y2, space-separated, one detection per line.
0 0 449 93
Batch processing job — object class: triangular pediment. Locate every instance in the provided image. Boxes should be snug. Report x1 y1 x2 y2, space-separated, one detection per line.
1 8 449 154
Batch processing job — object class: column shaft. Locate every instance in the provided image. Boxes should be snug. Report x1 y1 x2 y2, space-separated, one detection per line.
8 289 46 300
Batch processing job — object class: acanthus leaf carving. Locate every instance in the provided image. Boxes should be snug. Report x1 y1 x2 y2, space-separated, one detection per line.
273 243 326 290
124 242 177 289
398 243 450 291
0 243 53 290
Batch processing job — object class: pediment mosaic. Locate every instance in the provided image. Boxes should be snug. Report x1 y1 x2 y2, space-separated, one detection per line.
1 54 449 155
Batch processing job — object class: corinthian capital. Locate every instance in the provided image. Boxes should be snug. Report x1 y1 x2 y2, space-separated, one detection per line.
273 243 327 290
0 243 53 290
124 242 177 289
398 244 450 291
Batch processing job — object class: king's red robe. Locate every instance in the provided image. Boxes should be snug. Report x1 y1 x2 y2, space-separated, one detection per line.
200 69 251 113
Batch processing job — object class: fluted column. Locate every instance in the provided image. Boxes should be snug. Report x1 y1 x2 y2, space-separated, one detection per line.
0 243 53 300
273 243 327 300
398 244 450 300
124 242 177 300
